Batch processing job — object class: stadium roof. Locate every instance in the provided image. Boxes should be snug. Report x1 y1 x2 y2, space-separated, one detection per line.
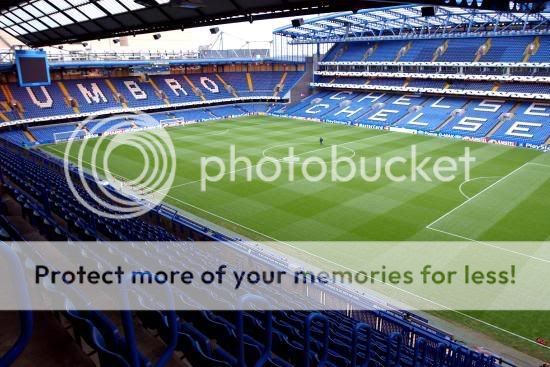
274 5 550 43
1 0 548 47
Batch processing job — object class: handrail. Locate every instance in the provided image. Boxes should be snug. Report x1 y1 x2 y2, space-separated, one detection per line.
385 332 403 367
351 323 372 367
119 272 178 367
237 294 273 367
0 242 33 366
435 343 449 367
0 311 33 366
304 313 329 367
413 337 427 367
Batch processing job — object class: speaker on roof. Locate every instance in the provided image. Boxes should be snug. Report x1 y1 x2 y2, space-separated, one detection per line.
421 6 436 17
292 18 304 27
210 27 220 34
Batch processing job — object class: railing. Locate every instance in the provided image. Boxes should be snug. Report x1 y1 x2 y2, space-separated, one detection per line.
0 50 307 65
0 243 33 366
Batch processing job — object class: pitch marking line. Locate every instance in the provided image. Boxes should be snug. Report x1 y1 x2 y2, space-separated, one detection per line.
172 129 229 140
458 176 502 200
45 145 550 351
162 131 388 192
426 163 530 229
262 143 356 164
427 162 550 264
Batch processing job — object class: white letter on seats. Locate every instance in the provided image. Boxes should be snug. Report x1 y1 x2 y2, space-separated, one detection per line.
200 77 219 93
505 121 541 138
357 92 385 104
124 81 147 100
393 95 419 106
335 106 363 118
26 87 53 108
475 100 504 113
453 117 486 132
330 91 353 100
369 109 399 122
406 113 429 127
524 103 550 117
77 83 107 104
431 97 451 109
305 104 329 114
165 79 188 97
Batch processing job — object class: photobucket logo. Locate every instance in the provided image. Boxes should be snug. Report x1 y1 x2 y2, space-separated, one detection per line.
63 112 176 220
200 145 475 191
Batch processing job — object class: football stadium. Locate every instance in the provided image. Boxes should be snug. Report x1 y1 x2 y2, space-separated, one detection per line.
0 0 549 366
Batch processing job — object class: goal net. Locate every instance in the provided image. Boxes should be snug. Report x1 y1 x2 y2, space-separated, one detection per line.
160 118 185 126
53 129 87 144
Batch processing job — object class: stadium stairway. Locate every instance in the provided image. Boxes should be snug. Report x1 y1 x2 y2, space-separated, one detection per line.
23 129 37 144
431 40 448 62
486 101 522 139
530 36 550 62
57 81 81 114
246 72 254 92
104 79 128 108
394 41 412 62
332 44 347 61
273 71 288 97
474 38 492 62
183 75 206 101
216 74 239 98
145 76 172 106
362 43 378 61
0 85 25 120
480 36 533 62
522 36 539 62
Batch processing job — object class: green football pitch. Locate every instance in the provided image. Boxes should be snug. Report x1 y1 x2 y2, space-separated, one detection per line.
42 115 550 360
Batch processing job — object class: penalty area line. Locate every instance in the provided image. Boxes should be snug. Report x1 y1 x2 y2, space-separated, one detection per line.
426 163 529 229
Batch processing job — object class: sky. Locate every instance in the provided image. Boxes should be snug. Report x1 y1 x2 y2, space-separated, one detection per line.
88 16 300 52
0 14 318 53
88 13 333 56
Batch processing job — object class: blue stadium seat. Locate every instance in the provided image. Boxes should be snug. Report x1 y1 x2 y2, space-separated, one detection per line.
440 99 515 138
479 36 533 62
490 102 550 145
63 79 122 113
29 123 82 144
438 38 486 62
8 84 73 119
529 36 550 63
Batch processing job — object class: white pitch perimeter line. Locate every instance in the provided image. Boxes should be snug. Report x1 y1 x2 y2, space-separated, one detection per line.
426 163 530 230
161 131 389 193
427 227 550 264
458 176 501 200
427 162 550 264
172 129 229 140
46 142 550 351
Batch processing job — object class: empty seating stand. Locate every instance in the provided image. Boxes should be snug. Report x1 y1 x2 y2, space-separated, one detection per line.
29 123 81 144
479 36 533 62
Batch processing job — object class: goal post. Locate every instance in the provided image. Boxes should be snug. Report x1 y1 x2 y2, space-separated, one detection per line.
160 117 185 126
53 130 87 144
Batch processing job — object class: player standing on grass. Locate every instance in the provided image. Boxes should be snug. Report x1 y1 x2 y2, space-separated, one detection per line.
320 137 324 146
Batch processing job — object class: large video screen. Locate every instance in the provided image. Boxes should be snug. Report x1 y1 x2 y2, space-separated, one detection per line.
15 50 51 87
